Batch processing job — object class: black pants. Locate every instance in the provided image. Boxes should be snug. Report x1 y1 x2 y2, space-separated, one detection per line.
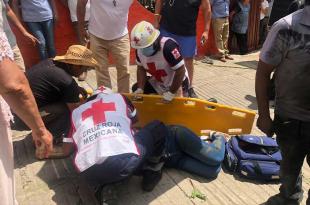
273 115 310 204
232 31 248 55
259 17 269 45
81 120 167 186
11 102 71 143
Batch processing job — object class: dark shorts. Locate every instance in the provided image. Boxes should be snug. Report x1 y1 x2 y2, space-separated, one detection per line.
160 28 197 58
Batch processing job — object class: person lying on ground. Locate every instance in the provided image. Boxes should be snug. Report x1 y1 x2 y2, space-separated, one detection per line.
11 45 97 153
130 21 193 102
142 124 227 192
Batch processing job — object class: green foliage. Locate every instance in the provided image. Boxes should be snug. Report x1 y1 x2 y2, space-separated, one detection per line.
190 188 207 201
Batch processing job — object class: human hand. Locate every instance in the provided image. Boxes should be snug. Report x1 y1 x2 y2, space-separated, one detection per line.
79 86 88 100
53 14 59 26
23 32 39 46
257 115 274 137
32 128 53 159
162 91 175 103
79 28 90 44
201 31 209 45
134 88 144 94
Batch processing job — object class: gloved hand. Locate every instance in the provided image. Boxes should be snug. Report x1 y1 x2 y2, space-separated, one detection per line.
134 88 144 94
162 91 175 102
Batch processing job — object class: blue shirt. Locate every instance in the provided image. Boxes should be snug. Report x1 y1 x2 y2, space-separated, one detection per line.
20 0 53 22
210 0 230 19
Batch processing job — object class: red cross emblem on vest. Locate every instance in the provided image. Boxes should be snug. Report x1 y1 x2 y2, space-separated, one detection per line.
147 62 167 83
82 100 116 125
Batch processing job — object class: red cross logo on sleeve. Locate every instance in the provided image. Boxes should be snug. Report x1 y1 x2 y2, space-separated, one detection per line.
146 63 167 83
82 100 116 125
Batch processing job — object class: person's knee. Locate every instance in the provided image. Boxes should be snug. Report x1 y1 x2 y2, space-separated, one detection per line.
207 165 222 178
132 83 138 92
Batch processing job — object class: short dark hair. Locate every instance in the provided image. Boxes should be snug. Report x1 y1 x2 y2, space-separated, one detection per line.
306 0 310 5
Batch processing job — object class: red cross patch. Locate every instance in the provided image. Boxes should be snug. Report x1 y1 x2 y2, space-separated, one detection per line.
171 48 181 59
82 100 116 125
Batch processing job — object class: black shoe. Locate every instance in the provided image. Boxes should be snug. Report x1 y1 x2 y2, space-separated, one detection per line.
188 87 198 98
142 170 162 192
207 98 217 103
95 184 119 205
265 193 301 205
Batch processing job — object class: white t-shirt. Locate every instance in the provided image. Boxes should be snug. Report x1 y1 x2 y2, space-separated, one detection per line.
260 0 269 20
68 0 90 22
88 0 133 40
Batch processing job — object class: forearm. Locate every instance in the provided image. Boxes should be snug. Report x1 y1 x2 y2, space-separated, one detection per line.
255 60 273 118
11 0 22 21
137 66 147 89
6 6 28 35
155 0 163 14
154 0 163 25
77 0 87 29
48 0 58 17
202 0 211 32
170 67 185 94
0 60 45 134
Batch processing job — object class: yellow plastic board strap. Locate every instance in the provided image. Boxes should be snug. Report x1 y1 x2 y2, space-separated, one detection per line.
124 94 256 135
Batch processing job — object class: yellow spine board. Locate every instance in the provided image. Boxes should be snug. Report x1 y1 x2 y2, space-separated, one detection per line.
124 94 256 135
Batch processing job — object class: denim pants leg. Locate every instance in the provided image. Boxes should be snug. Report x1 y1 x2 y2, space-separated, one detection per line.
26 20 56 59
273 115 310 204
26 22 48 59
81 121 162 186
166 125 225 178
41 19 56 58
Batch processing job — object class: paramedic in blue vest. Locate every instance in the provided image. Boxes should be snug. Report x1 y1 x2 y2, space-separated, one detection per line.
230 0 250 55
256 2 310 204
130 21 191 101
56 86 167 204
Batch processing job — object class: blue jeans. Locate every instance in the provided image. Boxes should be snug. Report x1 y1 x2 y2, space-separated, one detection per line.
165 125 226 178
81 120 166 186
26 20 56 60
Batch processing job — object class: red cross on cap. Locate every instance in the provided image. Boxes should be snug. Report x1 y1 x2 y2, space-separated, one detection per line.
133 36 140 45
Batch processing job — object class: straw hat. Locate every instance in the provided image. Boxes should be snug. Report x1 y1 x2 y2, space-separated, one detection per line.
54 45 98 68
